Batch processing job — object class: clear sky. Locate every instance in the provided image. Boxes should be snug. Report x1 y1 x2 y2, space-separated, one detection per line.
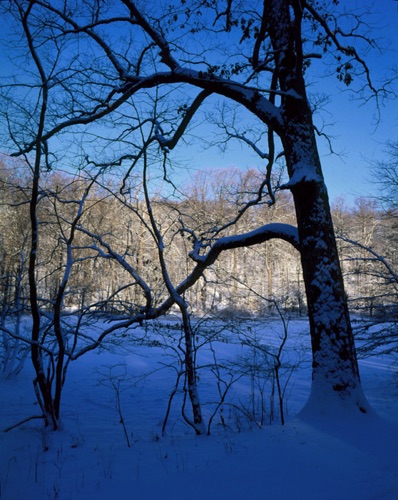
316 0 398 204
180 0 398 206
0 1 396 206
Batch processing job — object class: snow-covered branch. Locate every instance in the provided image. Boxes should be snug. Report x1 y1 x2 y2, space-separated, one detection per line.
189 223 300 265
337 235 398 285
77 227 154 310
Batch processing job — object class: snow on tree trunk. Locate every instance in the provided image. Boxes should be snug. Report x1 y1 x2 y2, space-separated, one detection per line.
282 90 369 414
291 159 368 411
266 0 369 413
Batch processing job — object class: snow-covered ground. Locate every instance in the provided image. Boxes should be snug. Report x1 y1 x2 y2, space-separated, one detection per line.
1 317 397 499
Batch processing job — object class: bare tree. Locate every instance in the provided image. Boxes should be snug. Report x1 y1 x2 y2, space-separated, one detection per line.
371 141 398 216
1 0 395 420
334 143 398 355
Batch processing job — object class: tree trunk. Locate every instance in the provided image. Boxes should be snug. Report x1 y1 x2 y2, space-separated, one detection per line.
267 0 369 413
265 243 273 311
181 308 206 435
282 83 369 414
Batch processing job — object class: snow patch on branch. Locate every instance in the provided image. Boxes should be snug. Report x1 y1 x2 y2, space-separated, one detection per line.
221 223 299 247
173 68 284 127
190 223 299 263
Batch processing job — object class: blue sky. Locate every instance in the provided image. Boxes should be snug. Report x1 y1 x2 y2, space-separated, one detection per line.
0 1 396 206
180 0 398 206
316 0 398 204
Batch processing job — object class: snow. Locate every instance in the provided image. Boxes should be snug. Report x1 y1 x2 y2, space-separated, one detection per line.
1 318 397 499
280 161 324 189
190 223 300 263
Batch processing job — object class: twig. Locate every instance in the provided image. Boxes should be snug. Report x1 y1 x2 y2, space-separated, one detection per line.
3 415 45 433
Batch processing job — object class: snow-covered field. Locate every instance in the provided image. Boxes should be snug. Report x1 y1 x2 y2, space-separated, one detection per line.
1 317 397 499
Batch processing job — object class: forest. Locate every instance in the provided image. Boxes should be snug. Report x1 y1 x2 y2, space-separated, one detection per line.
1 160 397 322
0 0 397 498
1 155 397 497
1 154 397 428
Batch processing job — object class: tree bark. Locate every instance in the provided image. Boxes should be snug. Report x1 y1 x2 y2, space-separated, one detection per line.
286 127 367 410
266 0 369 412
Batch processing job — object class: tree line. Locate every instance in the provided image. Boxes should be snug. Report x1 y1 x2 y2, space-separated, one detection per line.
1 161 396 320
